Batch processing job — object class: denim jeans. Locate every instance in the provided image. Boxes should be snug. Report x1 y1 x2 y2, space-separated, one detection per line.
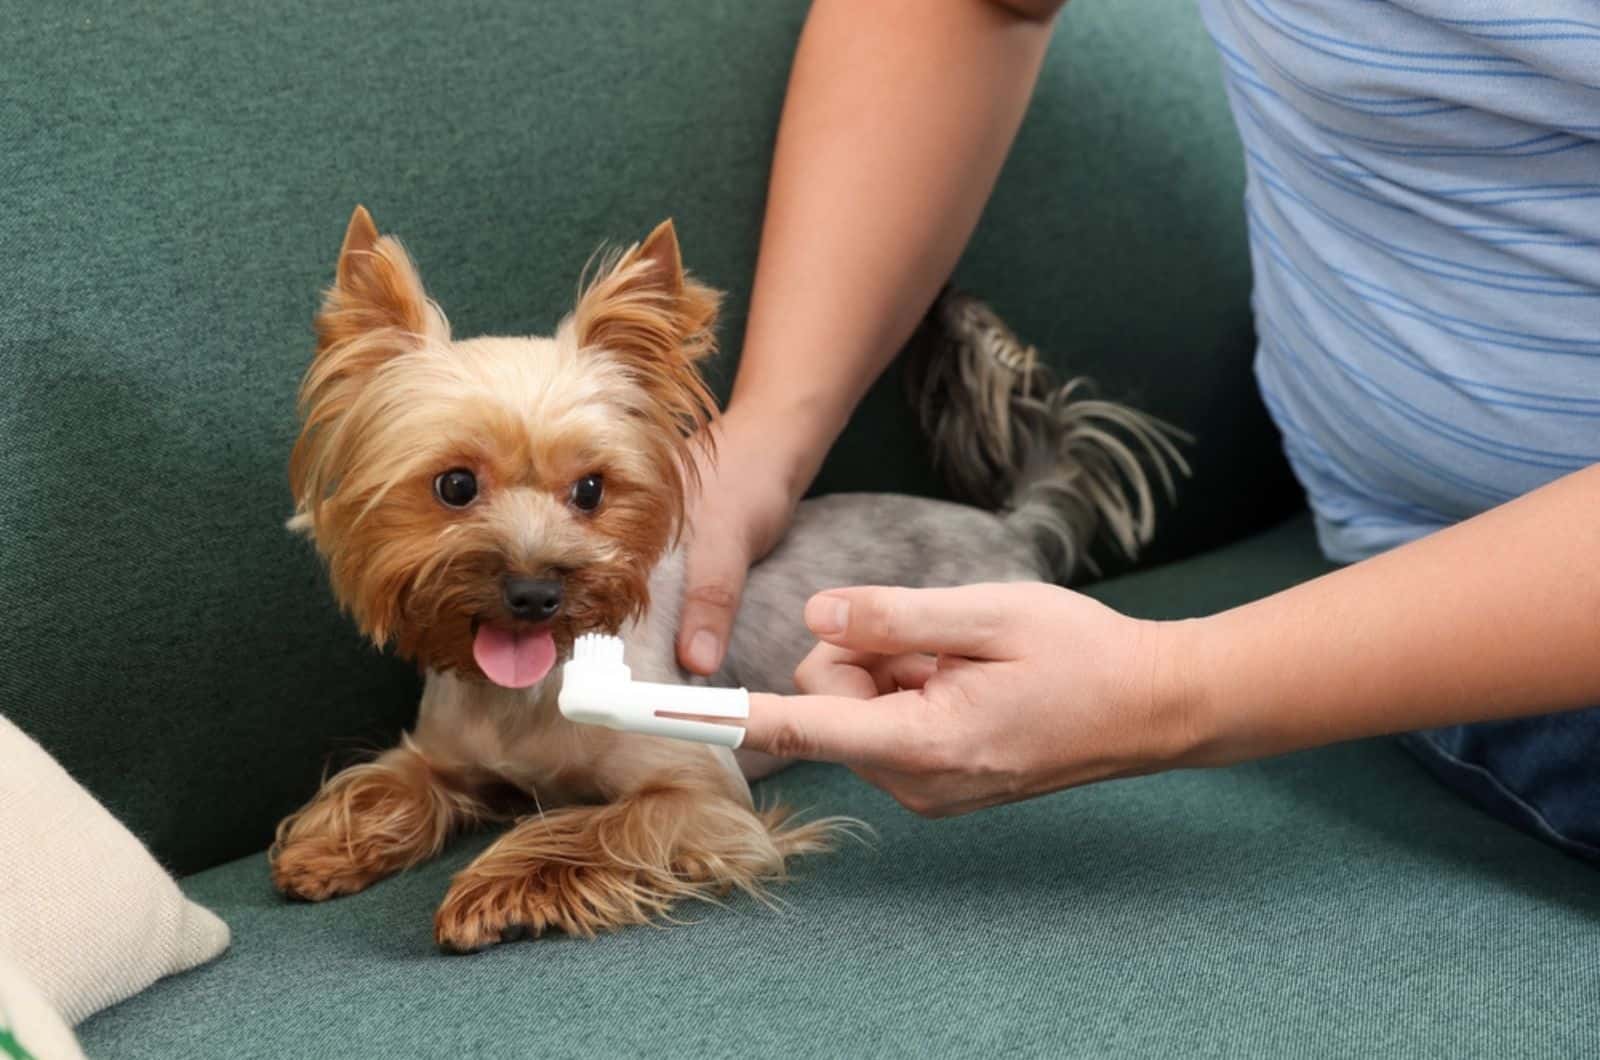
1400 706 1600 865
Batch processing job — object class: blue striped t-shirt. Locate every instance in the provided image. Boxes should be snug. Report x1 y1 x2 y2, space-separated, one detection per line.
1198 0 1600 563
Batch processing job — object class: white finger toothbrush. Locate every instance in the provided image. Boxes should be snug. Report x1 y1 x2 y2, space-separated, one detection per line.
557 634 749 748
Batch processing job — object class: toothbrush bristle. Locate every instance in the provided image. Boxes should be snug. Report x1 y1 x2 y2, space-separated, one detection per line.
573 633 623 664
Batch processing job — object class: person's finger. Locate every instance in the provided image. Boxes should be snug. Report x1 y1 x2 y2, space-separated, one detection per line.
793 643 881 700
855 765 1004 819
802 584 1015 659
795 643 938 698
847 652 940 694
742 691 922 767
855 766 949 818
877 652 939 692
676 532 750 675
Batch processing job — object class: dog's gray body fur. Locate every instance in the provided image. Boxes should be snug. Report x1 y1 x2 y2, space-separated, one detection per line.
626 494 1043 696
621 290 1186 707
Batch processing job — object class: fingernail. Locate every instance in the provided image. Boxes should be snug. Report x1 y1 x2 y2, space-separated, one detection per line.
807 595 849 636
688 630 721 672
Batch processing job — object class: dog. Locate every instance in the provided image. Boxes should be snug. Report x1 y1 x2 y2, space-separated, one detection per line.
269 207 1184 951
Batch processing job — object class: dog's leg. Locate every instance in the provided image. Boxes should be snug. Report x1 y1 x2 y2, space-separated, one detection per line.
271 736 490 901
432 772 839 951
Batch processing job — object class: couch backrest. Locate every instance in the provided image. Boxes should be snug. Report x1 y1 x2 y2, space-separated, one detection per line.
0 0 1299 874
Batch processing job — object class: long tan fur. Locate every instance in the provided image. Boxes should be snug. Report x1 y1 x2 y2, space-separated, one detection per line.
270 737 495 902
272 208 850 948
434 784 850 949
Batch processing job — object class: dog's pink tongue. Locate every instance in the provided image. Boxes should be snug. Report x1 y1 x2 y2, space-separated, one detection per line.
472 626 557 688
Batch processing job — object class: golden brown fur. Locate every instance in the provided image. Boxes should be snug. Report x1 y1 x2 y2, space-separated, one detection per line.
270 208 845 948
434 779 840 947
287 210 713 652
271 737 497 902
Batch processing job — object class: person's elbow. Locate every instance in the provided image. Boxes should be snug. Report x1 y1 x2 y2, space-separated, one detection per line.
984 0 1070 23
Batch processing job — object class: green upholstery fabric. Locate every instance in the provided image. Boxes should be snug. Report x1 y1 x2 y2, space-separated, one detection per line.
0 0 1298 875
77 518 1600 1058
19 1 1592 1054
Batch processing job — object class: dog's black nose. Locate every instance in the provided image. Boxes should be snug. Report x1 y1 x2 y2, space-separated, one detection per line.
502 576 563 622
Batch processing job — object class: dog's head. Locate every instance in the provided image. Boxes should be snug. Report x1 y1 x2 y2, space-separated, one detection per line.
289 207 718 687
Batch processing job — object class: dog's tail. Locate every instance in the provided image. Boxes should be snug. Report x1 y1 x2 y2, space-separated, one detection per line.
906 289 1190 582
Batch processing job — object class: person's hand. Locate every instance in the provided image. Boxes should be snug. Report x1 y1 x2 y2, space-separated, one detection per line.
676 405 812 675
741 582 1200 816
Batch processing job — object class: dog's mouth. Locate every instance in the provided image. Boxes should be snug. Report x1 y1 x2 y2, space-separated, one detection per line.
470 619 558 689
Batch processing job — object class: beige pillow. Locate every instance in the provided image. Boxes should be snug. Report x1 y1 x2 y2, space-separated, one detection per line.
0 715 229 1026
0 952 84 1060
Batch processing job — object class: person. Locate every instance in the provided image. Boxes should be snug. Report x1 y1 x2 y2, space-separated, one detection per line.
674 1 1600 857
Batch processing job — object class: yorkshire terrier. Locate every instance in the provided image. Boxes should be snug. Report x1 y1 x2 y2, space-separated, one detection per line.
269 207 1183 951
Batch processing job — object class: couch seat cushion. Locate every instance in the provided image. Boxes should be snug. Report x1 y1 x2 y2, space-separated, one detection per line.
78 518 1600 1057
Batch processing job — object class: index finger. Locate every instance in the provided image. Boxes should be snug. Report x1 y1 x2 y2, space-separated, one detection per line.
742 690 922 768
795 642 940 699
803 584 1016 659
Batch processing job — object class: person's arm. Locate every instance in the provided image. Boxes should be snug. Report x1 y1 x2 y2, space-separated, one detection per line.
740 464 1600 817
1175 462 1600 766
677 0 1068 675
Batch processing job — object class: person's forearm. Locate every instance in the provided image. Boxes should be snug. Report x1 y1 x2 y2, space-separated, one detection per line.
730 0 1063 492
1169 464 1600 766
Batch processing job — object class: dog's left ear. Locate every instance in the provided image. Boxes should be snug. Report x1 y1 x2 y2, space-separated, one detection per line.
291 206 449 536
573 220 720 433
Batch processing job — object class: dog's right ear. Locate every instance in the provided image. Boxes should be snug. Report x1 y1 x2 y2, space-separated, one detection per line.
291 206 450 528
313 205 449 365
334 203 381 287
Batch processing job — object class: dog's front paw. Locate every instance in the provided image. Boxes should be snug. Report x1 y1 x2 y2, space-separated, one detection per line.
270 835 389 902
432 872 521 953
434 860 656 952
270 744 482 903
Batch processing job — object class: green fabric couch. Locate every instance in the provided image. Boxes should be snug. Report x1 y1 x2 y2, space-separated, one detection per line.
4 1 1595 1056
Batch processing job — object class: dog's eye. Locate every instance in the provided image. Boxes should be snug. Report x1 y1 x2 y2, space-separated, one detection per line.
434 468 478 508
569 473 604 513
